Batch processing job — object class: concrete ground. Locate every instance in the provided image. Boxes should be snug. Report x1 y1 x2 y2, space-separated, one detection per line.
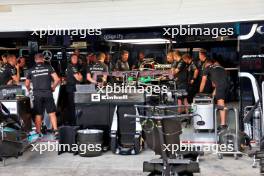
1 101 260 176
0 145 260 176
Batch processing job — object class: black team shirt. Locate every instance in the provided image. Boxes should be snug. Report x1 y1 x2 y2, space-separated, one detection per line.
187 61 198 82
203 65 227 87
115 60 130 71
87 62 108 83
0 63 17 85
66 63 81 92
26 63 55 97
172 59 188 86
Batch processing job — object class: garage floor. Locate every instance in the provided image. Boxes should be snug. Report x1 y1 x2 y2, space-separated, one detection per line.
0 146 259 176
1 102 260 176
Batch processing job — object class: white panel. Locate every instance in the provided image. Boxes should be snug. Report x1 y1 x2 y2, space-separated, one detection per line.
0 0 263 31
0 0 109 4
1 102 17 114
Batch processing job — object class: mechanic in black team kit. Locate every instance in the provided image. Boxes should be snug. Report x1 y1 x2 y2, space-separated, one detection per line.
25 53 61 138
182 54 199 103
86 52 108 86
197 49 213 93
115 50 130 71
65 54 83 125
167 50 189 113
199 59 228 131
0 54 20 85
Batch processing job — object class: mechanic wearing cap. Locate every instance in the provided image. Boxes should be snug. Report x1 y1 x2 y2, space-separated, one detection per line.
25 53 60 137
199 59 228 131
0 54 20 85
87 52 108 86
65 54 83 125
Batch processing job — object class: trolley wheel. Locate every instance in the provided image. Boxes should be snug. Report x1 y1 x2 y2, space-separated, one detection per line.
131 149 135 155
217 153 223 159
234 154 238 160
115 148 120 154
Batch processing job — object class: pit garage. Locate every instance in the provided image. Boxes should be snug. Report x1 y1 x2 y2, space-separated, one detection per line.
0 1 264 176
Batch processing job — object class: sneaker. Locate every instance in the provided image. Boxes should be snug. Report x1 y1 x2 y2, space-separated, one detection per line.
29 133 43 142
53 130 59 140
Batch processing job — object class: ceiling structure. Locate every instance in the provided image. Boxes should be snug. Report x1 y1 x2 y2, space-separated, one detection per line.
0 0 263 32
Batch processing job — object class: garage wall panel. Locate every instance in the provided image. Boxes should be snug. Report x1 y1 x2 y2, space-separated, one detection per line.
0 0 263 31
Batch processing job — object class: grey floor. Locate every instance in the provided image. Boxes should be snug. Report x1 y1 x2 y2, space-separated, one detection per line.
0 147 259 176
0 102 261 176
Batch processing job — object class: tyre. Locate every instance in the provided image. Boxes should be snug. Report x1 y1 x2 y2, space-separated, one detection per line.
218 153 223 159
234 154 238 160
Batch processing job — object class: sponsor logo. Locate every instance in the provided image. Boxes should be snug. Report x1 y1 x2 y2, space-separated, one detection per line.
239 24 264 40
91 94 101 102
91 83 168 102
91 93 129 102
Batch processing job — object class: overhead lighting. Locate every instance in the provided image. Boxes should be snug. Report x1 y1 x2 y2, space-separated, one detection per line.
107 38 176 45
133 41 177 45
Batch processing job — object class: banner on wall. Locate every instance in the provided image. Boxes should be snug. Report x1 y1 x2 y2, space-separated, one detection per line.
239 22 264 72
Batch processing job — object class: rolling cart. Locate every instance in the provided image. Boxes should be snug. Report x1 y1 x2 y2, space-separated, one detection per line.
215 107 243 160
125 105 202 176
